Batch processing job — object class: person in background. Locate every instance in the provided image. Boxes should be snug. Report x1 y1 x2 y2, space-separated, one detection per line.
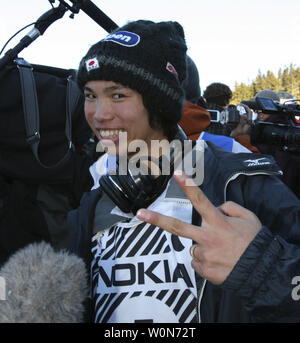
277 91 300 125
201 82 259 152
251 89 300 198
203 82 232 111
179 56 211 140
179 62 250 153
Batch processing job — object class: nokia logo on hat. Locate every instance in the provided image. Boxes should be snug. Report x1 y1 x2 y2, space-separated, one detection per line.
102 30 140 47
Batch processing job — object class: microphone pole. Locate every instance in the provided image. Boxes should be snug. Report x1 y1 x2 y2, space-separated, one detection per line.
68 0 118 32
0 0 119 70
0 4 67 70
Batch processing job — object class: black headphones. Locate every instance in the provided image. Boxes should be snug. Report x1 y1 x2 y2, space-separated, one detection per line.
99 126 187 215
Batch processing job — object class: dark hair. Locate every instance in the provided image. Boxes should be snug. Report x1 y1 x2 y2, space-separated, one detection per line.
142 96 180 141
203 82 232 107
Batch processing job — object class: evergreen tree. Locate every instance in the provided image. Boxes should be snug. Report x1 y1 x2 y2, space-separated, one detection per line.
255 69 267 92
231 65 300 104
265 71 278 91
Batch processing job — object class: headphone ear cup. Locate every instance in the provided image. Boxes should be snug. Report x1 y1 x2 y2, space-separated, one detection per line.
117 175 140 200
99 128 184 214
99 174 133 213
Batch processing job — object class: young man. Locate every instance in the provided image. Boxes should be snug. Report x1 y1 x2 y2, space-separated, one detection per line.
68 20 300 323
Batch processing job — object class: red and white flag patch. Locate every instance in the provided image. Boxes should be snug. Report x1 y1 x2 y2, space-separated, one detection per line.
166 62 179 81
85 57 99 72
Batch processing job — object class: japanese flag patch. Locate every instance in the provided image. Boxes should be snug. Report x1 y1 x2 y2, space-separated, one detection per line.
85 57 99 72
166 62 179 81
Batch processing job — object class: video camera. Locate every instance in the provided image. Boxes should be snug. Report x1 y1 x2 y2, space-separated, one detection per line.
207 104 253 129
244 97 300 154
208 105 246 126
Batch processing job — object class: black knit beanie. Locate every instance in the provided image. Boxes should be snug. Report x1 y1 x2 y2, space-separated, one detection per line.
77 20 187 126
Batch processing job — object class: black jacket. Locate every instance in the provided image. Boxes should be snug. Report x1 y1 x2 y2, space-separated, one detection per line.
67 142 300 322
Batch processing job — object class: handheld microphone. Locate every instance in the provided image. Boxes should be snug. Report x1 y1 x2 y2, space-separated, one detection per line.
0 242 88 323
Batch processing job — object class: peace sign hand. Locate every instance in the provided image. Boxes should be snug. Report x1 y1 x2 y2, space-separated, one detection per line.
137 171 262 285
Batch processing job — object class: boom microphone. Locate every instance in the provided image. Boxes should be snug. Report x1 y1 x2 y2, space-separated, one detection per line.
0 242 88 323
73 0 118 32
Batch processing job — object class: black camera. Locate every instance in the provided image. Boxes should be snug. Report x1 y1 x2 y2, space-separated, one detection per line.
246 97 300 154
206 104 252 136
208 104 248 126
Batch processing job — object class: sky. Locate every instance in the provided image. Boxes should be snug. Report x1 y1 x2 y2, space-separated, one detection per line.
1 0 300 93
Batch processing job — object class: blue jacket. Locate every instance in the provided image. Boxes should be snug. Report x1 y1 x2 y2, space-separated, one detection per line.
67 142 300 322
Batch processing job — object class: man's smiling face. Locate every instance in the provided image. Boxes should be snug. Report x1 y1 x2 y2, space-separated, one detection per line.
84 80 166 157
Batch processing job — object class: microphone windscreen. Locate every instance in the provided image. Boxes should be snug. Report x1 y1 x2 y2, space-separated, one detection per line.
0 242 88 323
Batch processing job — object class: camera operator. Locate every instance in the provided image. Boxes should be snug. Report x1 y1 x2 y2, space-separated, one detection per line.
246 89 300 199
202 82 259 152
203 82 232 109
203 83 232 138
229 102 260 153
